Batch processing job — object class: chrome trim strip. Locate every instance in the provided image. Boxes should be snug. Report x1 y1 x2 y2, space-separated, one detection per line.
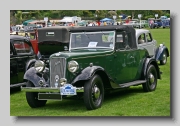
21 87 84 93
72 51 115 60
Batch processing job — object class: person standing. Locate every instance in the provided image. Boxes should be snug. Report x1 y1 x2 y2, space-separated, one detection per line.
97 20 100 26
100 21 104 26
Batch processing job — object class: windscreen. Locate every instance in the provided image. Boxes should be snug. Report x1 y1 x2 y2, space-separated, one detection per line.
70 31 115 49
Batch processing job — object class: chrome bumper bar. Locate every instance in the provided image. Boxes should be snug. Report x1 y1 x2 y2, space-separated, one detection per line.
21 87 84 93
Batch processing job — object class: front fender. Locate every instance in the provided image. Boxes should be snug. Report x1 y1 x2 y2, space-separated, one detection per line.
25 59 36 71
155 45 169 61
71 66 105 84
24 67 48 87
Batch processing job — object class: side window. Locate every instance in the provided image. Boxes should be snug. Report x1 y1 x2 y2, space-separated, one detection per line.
115 33 125 50
138 34 145 44
13 41 32 54
125 33 133 49
115 32 133 50
146 33 152 42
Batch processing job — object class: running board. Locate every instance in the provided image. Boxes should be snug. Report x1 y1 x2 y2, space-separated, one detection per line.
10 82 26 88
119 80 146 88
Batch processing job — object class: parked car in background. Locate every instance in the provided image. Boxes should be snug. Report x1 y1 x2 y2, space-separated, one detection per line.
36 26 79 68
161 19 170 28
77 20 88 26
135 20 149 28
10 35 37 90
47 22 52 27
123 20 138 28
22 25 162 110
10 26 39 55
148 18 170 29
136 29 169 65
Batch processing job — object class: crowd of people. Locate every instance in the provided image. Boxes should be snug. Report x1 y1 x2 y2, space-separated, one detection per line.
86 20 124 26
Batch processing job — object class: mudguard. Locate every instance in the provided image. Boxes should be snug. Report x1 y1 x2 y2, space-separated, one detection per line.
71 66 106 84
25 59 37 71
24 67 48 87
155 44 169 61
25 52 42 71
143 57 161 80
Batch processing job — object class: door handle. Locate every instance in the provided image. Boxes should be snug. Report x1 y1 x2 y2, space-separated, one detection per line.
130 56 134 59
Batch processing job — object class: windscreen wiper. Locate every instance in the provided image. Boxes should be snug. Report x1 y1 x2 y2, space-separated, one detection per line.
83 32 92 42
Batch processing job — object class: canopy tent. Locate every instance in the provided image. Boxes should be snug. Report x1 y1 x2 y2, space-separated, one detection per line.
23 19 35 26
119 14 127 19
59 17 74 23
100 18 113 22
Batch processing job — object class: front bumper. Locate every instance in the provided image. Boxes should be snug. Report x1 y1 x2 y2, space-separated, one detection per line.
21 86 84 93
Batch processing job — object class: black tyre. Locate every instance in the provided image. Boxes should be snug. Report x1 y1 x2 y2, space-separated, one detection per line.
15 86 21 91
160 51 167 65
142 65 157 92
26 81 47 108
84 74 104 110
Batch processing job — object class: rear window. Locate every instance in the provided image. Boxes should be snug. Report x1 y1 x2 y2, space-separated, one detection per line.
13 41 33 54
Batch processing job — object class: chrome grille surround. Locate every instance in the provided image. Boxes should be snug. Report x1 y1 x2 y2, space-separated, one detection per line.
50 57 66 87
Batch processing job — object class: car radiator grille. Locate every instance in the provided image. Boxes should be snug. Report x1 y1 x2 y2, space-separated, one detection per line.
50 57 66 87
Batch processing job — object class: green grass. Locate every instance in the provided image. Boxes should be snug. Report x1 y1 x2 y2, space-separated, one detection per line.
10 27 170 116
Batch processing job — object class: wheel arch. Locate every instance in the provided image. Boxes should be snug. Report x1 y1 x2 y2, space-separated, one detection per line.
155 46 169 61
143 58 161 80
25 59 36 71
72 66 112 89
24 67 46 87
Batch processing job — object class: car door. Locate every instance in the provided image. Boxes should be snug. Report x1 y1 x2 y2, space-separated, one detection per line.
10 42 18 85
13 39 34 83
144 32 156 56
113 32 139 84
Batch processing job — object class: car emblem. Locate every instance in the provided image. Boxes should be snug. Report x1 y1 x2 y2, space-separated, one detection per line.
54 61 61 66
55 75 59 82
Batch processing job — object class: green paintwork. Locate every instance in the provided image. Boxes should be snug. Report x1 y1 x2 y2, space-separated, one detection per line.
50 48 148 85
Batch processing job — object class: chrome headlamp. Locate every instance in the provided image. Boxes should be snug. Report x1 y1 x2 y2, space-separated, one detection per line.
34 60 45 73
68 60 79 73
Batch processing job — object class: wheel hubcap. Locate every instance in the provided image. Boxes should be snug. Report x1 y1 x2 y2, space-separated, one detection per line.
93 85 100 100
149 73 154 84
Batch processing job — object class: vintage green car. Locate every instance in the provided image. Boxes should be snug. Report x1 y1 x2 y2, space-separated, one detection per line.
22 25 161 110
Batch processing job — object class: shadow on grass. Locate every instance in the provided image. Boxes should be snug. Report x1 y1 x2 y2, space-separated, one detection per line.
22 85 146 112
10 87 21 95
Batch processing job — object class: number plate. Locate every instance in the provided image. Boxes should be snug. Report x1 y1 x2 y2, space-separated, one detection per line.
60 84 76 95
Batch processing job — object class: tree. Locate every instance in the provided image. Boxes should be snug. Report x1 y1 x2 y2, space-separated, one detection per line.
15 11 23 24
107 10 117 18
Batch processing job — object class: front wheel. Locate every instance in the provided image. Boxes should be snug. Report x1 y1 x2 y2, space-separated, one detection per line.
26 81 47 108
84 74 104 110
160 51 167 65
142 65 157 92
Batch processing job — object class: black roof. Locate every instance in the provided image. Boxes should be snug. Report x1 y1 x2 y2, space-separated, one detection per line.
70 25 137 48
38 26 79 43
10 35 32 46
69 25 135 32
10 35 29 41
38 26 75 31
